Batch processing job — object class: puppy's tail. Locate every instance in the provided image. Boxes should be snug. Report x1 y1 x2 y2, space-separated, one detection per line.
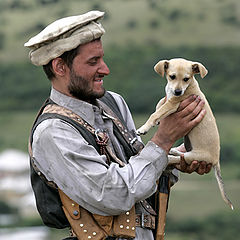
214 162 234 210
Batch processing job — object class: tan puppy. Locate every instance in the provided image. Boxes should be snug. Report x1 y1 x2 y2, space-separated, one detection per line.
137 58 233 210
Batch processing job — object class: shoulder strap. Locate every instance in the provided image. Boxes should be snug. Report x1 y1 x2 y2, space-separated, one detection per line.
99 92 144 154
99 100 144 154
100 92 124 123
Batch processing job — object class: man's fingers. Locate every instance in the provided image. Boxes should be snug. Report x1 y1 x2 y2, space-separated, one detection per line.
189 108 206 129
187 160 199 173
174 155 187 172
177 95 197 112
196 161 207 175
181 97 203 118
180 155 187 170
205 163 212 174
174 154 213 175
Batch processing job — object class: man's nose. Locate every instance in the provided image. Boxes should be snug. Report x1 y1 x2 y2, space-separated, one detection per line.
99 60 110 76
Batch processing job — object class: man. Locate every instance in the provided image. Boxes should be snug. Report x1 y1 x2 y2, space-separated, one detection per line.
25 11 211 240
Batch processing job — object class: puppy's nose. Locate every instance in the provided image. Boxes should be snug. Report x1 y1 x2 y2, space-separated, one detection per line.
174 89 182 96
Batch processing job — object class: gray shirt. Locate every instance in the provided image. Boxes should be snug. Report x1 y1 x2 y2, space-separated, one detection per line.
32 88 170 239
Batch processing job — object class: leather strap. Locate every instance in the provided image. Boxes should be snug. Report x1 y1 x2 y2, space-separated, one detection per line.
135 214 156 230
99 101 144 154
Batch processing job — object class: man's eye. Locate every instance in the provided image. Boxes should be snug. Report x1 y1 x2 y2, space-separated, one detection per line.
183 77 189 82
88 61 97 65
170 75 176 80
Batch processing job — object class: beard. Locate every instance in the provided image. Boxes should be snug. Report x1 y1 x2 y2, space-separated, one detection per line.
68 69 106 102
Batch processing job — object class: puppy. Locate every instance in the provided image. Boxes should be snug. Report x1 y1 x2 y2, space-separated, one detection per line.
137 58 233 210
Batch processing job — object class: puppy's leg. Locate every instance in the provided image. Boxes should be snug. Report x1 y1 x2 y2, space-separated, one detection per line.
168 155 181 164
168 149 211 165
182 150 211 165
156 97 166 110
155 97 167 125
169 147 184 156
137 101 180 135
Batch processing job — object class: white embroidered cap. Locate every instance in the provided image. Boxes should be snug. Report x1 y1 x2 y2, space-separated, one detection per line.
24 11 105 66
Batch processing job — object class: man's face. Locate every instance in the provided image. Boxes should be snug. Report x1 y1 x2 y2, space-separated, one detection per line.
67 40 110 102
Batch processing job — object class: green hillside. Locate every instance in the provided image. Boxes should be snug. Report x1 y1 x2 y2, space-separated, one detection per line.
0 0 239 63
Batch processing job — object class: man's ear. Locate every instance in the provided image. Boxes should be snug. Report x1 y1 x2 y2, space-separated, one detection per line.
192 62 208 78
52 58 67 77
154 60 169 77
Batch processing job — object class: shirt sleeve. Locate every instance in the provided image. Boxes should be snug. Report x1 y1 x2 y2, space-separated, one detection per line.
32 117 168 216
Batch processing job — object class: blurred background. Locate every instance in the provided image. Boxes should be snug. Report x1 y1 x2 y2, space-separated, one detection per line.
0 0 239 239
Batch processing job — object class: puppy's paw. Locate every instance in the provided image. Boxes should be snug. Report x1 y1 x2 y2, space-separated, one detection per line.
136 125 149 135
169 147 182 156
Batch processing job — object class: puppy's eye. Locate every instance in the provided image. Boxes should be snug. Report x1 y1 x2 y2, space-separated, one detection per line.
183 77 189 82
170 75 176 80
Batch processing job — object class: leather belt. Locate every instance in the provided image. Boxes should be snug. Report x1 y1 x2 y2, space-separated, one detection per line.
135 214 156 230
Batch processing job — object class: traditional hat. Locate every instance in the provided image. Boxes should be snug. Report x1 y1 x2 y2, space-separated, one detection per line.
24 11 105 66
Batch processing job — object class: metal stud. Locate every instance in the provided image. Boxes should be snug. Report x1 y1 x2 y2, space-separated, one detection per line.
73 210 79 216
92 232 97 236
126 211 130 215
120 225 124 229
80 223 84 227
83 229 87 233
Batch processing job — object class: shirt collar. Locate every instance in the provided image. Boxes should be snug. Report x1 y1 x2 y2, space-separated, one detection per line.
50 87 98 126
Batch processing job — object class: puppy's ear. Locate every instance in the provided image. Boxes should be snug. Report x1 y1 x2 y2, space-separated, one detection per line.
192 62 208 78
154 60 169 77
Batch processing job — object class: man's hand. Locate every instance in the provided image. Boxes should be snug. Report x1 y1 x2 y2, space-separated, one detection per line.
152 95 206 153
174 155 212 175
170 143 212 175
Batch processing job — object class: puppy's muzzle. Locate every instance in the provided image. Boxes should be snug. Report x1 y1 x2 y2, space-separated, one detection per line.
174 89 182 96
